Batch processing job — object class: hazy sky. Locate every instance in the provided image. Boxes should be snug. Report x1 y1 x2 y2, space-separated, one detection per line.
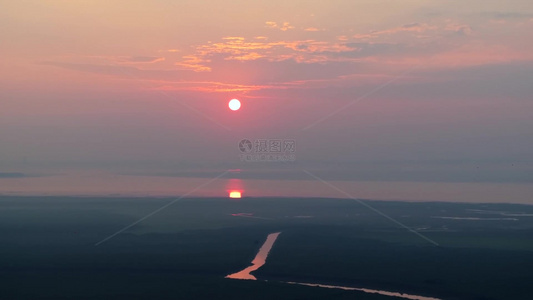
1 0 532 184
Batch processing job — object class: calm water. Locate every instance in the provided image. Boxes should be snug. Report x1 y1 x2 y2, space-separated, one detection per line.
1 170 532 203
226 232 281 280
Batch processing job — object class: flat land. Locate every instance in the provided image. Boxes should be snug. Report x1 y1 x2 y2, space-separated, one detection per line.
1 196 532 299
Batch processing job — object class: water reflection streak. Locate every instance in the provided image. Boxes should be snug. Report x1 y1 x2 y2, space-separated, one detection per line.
225 232 281 280
286 282 441 300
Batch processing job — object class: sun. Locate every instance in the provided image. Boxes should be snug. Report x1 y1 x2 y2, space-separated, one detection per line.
229 190 242 198
228 99 241 111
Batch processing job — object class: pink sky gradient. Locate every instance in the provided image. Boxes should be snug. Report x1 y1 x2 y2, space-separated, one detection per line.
1 1 532 201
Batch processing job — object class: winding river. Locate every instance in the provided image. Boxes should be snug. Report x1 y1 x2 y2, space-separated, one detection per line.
286 282 441 300
226 231 441 300
225 232 281 280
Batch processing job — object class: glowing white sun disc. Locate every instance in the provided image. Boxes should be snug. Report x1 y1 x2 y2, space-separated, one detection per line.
229 191 242 198
229 99 241 111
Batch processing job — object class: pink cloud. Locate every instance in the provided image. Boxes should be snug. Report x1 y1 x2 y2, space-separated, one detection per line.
265 21 295 31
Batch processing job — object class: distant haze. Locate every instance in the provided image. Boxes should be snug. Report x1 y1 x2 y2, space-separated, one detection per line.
1 1 532 195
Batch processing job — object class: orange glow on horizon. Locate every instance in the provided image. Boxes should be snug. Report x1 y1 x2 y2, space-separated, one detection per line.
229 190 242 198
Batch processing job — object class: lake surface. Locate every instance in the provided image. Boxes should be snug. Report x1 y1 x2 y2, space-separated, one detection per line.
226 232 281 280
1 170 532 203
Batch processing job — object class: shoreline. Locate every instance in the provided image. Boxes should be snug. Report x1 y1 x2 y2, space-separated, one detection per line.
0 194 532 206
